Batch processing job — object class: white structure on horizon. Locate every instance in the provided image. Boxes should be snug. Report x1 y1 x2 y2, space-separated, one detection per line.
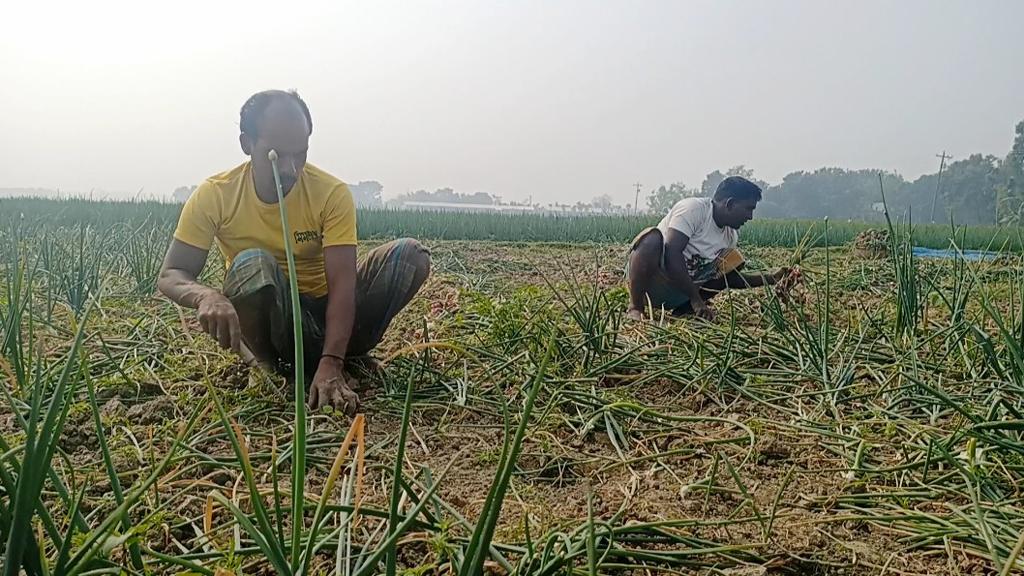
396 201 633 216
399 201 537 213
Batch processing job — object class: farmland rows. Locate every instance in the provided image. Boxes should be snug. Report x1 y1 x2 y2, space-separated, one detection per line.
1 202 1024 574
2 197 1022 249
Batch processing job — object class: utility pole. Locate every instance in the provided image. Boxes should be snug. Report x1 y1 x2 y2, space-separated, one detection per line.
633 182 642 214
929 151 952 223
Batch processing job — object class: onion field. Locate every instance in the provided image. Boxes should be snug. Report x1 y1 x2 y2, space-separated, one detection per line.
2 199 1024 575
3 197 1022 249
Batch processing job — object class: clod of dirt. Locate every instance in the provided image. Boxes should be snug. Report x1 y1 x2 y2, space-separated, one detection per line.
126 397 176 425
97 381 164 401
757 437 793 463
223 363 251 389
60 422 99 452
101 397 126 418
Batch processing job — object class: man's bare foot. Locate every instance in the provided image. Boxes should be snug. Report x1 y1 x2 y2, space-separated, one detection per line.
625 308 644 321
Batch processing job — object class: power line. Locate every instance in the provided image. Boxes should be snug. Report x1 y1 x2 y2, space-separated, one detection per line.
633 182 642 214
929 151 952 223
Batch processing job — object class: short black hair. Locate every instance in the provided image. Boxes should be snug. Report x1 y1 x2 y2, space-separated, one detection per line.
239 89 313 139
713 176 762 203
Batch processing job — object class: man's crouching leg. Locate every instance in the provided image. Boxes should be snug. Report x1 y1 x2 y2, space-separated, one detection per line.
347 238 431 360
626 229 664 320
223 248 289 370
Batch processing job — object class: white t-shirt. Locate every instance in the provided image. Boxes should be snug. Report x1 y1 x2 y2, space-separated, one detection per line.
657 197 737 275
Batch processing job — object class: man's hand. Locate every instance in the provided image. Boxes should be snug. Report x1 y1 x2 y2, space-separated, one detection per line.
691 297 715 321
769 267 793 285
196 292 242 352
309 356 360 415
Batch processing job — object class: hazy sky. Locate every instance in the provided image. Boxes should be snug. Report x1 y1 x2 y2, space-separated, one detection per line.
3 0 1023 205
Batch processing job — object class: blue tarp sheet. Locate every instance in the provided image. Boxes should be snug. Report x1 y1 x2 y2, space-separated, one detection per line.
911 247 1000 261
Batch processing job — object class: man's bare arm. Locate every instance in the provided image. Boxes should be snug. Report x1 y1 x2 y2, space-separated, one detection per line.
308 244 359 413
661 228 714 319
158 240 217 307
661 229 703 300
738 272 771 288
158 239 241 351
320 245 357 359
725 270 789 289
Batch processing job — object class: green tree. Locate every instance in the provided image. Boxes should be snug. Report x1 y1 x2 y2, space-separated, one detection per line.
759 168 905 221
591 194 614 211
936 154 1003 225
349 180 384 207
700 165 768 198
391 187 496 206
998 120 1024 224
172 185 197 203
646 183 697 214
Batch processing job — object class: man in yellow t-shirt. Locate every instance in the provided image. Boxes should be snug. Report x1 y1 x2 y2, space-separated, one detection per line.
158 89 430 415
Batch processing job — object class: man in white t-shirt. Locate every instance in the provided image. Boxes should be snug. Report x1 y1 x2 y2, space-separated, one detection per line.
626 176 789 321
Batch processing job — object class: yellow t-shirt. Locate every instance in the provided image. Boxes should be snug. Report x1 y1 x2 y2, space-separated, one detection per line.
174 161 357 297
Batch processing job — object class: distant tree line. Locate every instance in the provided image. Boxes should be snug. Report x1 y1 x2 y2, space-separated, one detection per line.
389 187 497 206
648 119 1024 226
164 119 1023 225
